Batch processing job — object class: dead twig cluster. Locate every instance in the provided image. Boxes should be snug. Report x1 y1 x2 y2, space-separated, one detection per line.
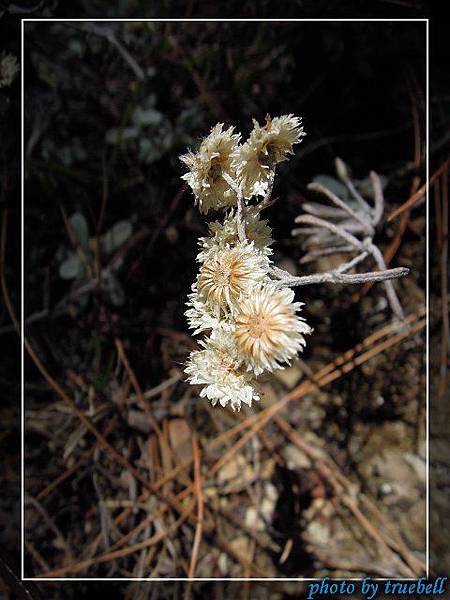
24 306 425 579
288 158 408 320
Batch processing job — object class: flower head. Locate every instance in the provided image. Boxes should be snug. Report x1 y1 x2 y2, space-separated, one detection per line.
185 282 232 335
197 242 269 309
197 207 273 263
185 333 260 411
180 123 241 213
233 114 305 198
233 285 312 375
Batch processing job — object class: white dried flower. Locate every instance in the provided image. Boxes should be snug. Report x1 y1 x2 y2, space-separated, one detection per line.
233 114 305 198
233 285 312 375
197 241 269 310
197 206 273 263
185 333 260 411
185 282 230 335
0 52 19 89
180 123 241 213
182 115 313 411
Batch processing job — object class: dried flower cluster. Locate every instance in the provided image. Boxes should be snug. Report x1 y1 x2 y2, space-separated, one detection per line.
0 51 19 89
180 115 409 411
181 115 311 411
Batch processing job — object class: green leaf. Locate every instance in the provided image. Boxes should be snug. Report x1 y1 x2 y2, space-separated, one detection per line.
312 175 350 200
132 107 163 127
355 176 388 199
103 272 126 306
106 126 139 144
59 252 81 280
101 221 132 254
68 212 89 247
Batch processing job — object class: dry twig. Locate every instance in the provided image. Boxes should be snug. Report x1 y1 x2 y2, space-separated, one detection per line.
188 437 204 578
288 159 409 319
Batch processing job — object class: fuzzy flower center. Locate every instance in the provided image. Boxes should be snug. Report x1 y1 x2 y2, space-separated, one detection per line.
198 257 240 304
197 244 267 308
213 263 231 287
232 285 310 375
244 310 269 338
235 306 282 354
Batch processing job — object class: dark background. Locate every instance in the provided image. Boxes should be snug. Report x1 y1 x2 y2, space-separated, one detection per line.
0 1 448 599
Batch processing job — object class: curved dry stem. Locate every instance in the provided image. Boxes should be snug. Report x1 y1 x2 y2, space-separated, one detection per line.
370 171 385 226
254 168 276 213
222 172 247 242
369 243 406 320
307 181 374 235
294 214 365 250
272 266 409 288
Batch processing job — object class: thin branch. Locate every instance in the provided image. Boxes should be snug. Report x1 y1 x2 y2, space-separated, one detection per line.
299 245 356 264
293 220 369 237
336 251 369 273
272 266 409 288
222 172 246 242
85 24 145 81
188 438 204 578
254 168 276 213
369 244 406 320
115 338 163 437
307 181 373 234
386 181 426 222
301 201 349 219
335 157 373 214
125 372 182 406
294 214 365 251
370 171 385 225
351 206 411 307
25 496 74 563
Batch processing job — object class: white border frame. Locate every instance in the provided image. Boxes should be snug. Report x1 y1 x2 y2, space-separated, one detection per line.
21 17 429 583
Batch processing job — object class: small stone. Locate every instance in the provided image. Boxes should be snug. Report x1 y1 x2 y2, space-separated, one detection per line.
284 444 312 469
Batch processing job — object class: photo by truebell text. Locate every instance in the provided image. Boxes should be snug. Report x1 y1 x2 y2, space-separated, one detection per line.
307 577 448 599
